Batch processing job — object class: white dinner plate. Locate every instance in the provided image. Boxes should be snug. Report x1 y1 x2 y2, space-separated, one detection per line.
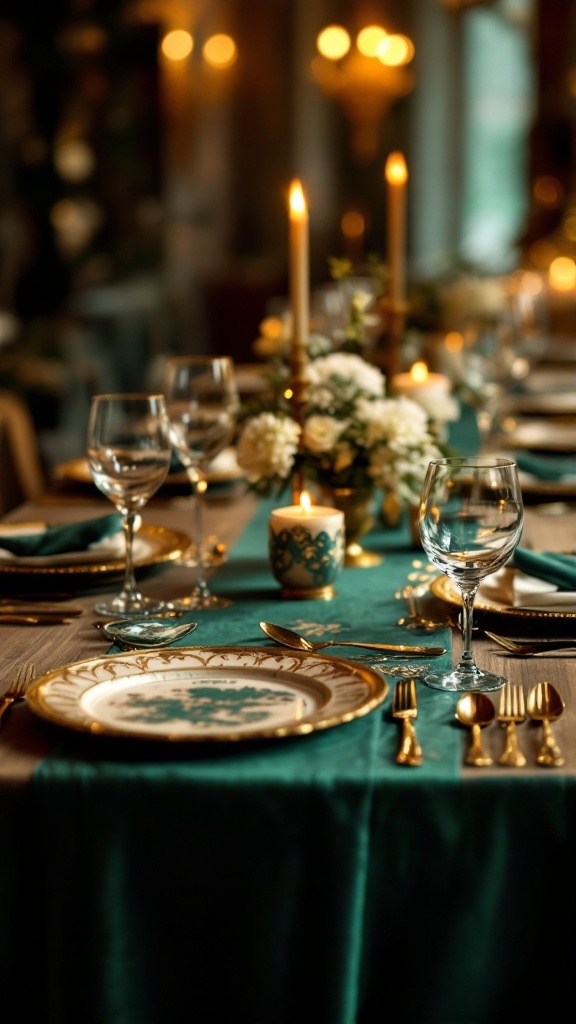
25 646 389 742
0 521 190 577
431 574 576 621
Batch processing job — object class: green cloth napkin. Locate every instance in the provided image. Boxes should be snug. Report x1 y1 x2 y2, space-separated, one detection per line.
515 451 576 481
511 547 576 590
0 513 122 556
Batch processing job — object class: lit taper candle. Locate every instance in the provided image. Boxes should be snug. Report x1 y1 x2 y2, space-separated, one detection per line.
385 152 408 309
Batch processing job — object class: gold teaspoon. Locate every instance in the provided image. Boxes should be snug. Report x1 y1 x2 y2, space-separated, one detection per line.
527 681 565 768
455 692 496 767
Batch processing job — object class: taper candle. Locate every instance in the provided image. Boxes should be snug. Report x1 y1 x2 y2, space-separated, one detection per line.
385 152 408 309
289 179 309 360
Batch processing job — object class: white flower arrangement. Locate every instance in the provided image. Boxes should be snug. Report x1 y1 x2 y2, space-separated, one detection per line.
236 349 444 504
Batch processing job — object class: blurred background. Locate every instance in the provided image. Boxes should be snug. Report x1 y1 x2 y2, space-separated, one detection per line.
0 0 574 478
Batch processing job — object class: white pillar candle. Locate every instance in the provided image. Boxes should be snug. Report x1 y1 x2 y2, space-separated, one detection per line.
391 361 453 426
269 494 345 598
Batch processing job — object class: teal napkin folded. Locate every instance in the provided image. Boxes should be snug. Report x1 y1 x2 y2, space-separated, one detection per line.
515 451 576 481
511 548 576 590
0 513 123 557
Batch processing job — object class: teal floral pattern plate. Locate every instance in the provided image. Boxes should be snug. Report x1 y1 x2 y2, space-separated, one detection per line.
25 646 388 742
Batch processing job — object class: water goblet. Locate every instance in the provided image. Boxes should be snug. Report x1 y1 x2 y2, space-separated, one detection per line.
163 355 239 610
87 393 173 617
418 456 523 692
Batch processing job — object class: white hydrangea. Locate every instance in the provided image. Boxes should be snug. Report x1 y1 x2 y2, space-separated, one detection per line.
236 412 300 483
302 414 345 454
306 352 385 405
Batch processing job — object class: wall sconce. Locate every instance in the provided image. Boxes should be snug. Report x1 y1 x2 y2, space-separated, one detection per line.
311 22 415 164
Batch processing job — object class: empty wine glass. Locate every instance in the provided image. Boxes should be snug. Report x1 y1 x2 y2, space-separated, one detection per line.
163 355 239 610
87 393 173 616
418 456 523 692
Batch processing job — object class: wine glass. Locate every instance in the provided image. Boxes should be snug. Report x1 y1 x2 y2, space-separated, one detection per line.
163 355 239 610
87 393 173 617
418 456 523 692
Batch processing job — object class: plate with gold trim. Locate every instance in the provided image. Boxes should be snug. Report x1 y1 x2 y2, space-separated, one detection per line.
431 574 576 621
54 447 245 489
25 646 389 742
0 521 190 577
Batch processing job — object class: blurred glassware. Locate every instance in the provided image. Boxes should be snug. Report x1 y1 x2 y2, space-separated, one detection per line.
459 313 518 443
507 271 549 379
163 355 239 610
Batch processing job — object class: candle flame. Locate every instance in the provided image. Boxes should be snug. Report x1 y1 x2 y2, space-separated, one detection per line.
300 490 312 513
410 361 428 383
289 179 307 218
385 151 408 185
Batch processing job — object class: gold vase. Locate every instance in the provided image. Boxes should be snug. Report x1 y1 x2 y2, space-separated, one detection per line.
380 490 421 548
323 486 382 568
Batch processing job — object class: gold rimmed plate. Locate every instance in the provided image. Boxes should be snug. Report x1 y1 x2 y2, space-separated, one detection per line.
0 521 190 577
54 447 245 489
431 574 576 622
25 646 389 742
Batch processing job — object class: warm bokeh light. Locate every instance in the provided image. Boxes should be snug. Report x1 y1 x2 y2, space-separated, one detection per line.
316 25 351 60
289 179 306 219
509 269 543 296
378 34 414 66
260 316 283 338
341 210 365 240
54 140 95 182
549 256 576 291
356 25 387 57
410 361 429 383
203 34 237 69
385 151 408 185
161 29 193 62
533 174 563 207
445 331 464 352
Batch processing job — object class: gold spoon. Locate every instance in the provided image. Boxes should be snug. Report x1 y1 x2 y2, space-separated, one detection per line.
455 692 496 767
527 681 565 767
259 621 446 656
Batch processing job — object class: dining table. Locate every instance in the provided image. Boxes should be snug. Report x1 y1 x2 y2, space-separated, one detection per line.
0 408 575 1024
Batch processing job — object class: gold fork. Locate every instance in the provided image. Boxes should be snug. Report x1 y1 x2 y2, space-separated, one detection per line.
392 678 423 766
498 682 527 767
0 664 35 728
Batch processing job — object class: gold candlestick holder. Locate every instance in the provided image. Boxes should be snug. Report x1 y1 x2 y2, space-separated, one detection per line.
289 345 308 503
378 298 409 382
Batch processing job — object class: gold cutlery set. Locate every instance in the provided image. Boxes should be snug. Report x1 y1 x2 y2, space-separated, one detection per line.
456 681 565 768
392 679 566 769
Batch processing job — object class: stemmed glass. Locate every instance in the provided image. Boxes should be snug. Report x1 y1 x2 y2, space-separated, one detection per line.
163 355 239 610
418 456 523 692
87 393 173 617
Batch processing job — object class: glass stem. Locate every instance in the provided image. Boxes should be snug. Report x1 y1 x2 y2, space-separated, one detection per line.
189 472 209 601
121 512 140 602
458 585 479 672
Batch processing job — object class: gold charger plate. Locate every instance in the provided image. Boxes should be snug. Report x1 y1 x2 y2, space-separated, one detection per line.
0 521 190 577
431 574 576 622
54 448 245 488
25 646 389 742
